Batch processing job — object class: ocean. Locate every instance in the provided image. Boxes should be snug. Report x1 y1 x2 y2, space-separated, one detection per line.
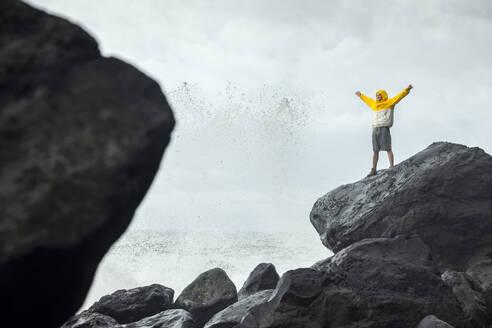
82 229 332 310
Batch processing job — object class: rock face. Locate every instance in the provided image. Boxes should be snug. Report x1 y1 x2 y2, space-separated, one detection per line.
175 268 238 327
310 142 492 270
238 263 279 300
89 284 174 324
0 1 175 327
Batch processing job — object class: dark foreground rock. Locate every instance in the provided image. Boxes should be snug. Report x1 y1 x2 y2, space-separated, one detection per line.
0 1 175 327
89 284 174 324
238 263 279 300
175 268 238 327
62 309 196 328
310 142 492 270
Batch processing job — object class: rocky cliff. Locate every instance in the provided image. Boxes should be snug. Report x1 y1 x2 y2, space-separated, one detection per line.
0 1 175 327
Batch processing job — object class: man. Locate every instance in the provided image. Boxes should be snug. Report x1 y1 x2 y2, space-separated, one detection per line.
355 84 413 177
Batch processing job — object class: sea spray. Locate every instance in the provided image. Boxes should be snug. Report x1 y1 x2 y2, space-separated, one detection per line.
82 229 330 310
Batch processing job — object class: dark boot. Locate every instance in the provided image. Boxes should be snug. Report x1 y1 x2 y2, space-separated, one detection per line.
366 168 377 177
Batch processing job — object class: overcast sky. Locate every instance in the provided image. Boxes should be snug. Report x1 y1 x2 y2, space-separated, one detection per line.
27 0 492 233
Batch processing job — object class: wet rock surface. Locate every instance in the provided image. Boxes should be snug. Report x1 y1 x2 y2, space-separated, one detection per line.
175 268 238 327
310 142 492 270
238 263 279 300
0 1 174 327
89 284 175 324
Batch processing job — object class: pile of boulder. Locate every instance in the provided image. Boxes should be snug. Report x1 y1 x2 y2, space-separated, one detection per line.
62 264 280 328
62 142 492 328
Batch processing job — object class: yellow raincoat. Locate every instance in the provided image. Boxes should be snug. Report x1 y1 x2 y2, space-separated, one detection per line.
360 88 409 127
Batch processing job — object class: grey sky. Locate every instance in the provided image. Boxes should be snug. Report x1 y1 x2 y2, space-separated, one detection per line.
26 0 492 233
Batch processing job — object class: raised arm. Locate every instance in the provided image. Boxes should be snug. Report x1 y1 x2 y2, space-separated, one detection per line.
356 91 376 108
389 84 413 106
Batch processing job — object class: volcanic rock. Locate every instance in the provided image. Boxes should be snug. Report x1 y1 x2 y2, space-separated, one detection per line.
0 1 175 327
310 236 469 328
238 263 279 300
175 268 238 327
235 268 325 328
123 309 196 328
310 142 492 270
204 289 273 328
466 249 492 319
89 284 174 324
61 311 119 328
236 236 469 328
441 270 489 327
62 309 196 328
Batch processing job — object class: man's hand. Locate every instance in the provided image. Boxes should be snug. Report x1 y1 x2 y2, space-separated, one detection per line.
355 91 361 97
406 84 413 92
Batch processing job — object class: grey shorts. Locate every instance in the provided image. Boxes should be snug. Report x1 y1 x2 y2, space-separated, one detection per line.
372 126 392 152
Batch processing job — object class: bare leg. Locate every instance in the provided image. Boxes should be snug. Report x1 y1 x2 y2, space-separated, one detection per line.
372 151 379 169
387 150 394 167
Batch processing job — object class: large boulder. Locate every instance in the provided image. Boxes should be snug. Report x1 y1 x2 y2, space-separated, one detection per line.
235 236 471 328
123 309 197 328
311 236 470 328
310 142 492 270
89 284 174 324
0 1 175 327
238 263 279 300
204 289 273 328
234 268 326 328
175 268 238 327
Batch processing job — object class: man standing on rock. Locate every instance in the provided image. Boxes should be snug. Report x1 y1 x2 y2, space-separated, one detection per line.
355 85 413 177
